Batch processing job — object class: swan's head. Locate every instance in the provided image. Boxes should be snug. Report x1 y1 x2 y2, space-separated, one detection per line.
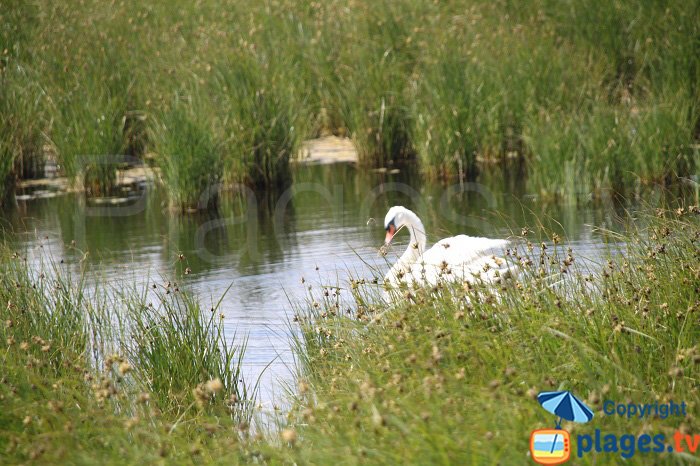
383 206 414 245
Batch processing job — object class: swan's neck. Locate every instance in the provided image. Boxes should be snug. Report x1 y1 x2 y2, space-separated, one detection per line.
398 212 427 264
385 211 428 288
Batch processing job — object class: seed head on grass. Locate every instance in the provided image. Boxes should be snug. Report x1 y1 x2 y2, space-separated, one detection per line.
205 378 224 394
193 385 207 409
371 406 386 428
124 416 139 430
281 428 297 446
431 345 442 363
118 361 131 375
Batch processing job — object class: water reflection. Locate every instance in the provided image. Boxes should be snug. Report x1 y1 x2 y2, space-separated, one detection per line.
0 163 671 405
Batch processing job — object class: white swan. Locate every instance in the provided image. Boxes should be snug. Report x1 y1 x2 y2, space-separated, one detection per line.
382 206 511 289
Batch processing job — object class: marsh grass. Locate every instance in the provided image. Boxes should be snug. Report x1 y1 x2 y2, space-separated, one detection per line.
0 254 88 376
48 67 134 197
212 55 304 189
0 247 257 463
150 95 224 212
0 72 45 206
283 206 700 464
524 91 697 201
1 0 699 202
121 284 250 417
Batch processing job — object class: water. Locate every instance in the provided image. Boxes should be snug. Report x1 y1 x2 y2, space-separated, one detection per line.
0 163 636 407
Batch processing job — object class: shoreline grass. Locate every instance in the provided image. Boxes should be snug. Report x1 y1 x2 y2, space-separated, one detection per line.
1 0 698 207
0 249 256 463
0 204 698 463
282 205 699 464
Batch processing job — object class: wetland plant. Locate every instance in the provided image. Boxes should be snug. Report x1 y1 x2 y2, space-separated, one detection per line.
0 246 255 463
212 53 305 189
284 206 700 463
48 73 131 197
150 95 224 212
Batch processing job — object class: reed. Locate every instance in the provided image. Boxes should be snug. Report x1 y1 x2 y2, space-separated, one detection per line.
150 95 224 212
121 284 250 416
1 0 698 204
212 54 304 189
46 59 133 196
0 246 256 463
0 70 45 206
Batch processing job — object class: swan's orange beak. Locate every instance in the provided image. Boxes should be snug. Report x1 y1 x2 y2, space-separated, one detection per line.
385 224 396 245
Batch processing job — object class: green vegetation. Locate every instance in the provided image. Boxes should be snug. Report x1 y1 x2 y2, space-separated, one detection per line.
0 251 255 463
1 200 698 463
285 206 700 464
0 68 44 206
1 0 698 206
151 96 224 211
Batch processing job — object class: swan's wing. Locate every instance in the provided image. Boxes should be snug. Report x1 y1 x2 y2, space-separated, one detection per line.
408 253 508 285
410 235 510 285
422 235 509 266
385 235 512 289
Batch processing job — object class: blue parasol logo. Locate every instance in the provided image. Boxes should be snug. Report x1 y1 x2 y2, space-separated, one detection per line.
537 390 594 428
530 390 593 465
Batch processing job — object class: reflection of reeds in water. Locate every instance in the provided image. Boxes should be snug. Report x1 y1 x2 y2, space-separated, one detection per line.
0 0 698 207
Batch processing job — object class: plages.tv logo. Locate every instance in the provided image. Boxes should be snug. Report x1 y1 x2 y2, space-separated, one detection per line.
530 390 594 465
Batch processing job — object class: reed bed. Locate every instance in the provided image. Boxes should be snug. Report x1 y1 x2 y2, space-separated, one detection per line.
0 70 45 206
0 0 698 207
150 95 225 211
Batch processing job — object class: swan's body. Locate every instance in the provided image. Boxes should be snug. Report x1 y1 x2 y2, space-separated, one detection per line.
382 206 511 289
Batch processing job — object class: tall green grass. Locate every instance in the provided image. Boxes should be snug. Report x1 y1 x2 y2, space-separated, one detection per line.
49 86 128 197
524 91 697 200
0 247 255 463
212 54 304 189
282 206 700 464
150 95 224 212
122 285 250 415
1 0 698 204
0 63 45 206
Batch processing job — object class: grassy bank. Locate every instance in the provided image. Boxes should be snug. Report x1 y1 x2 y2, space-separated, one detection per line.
283 206 699 464
0 203 698 463
0 251 256 463
1 0 698 207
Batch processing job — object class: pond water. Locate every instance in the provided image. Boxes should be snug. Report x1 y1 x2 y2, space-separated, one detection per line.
0 163 645 407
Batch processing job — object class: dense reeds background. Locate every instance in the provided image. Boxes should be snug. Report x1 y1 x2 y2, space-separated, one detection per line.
1 0 698 208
